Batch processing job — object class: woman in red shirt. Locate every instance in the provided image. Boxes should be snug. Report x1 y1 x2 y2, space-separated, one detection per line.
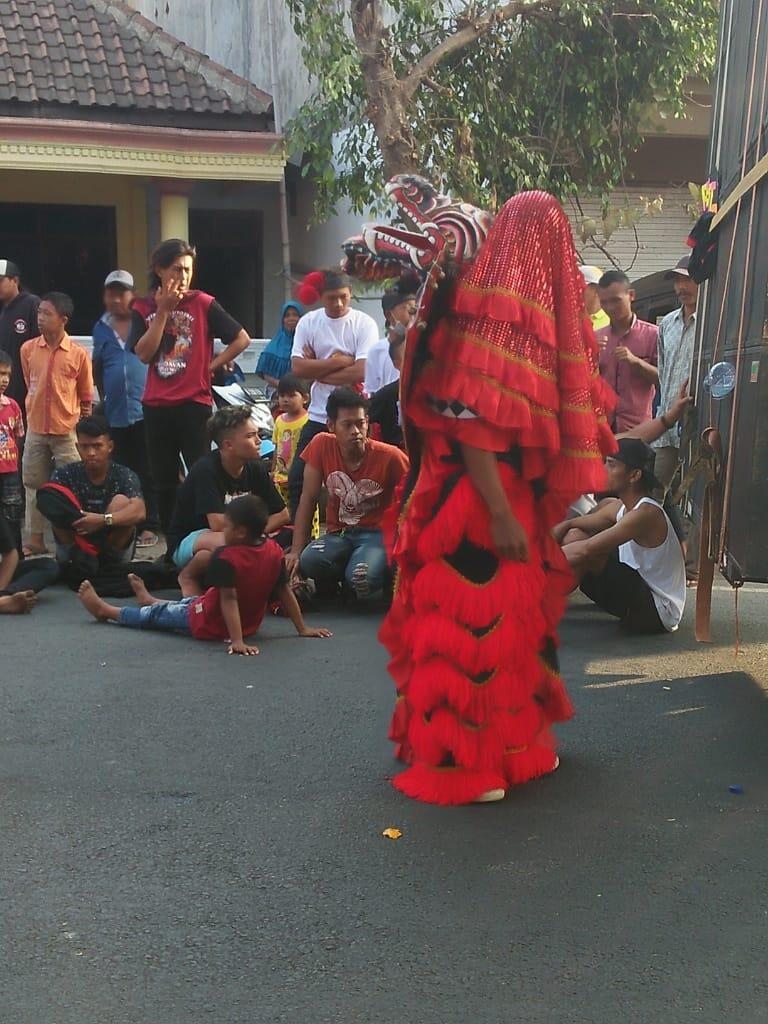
130 239 250 533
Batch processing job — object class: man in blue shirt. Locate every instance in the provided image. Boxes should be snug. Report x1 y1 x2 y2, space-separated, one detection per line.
92 270 158 546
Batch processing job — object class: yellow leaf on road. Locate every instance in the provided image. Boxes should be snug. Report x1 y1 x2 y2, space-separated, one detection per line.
381 828 402 840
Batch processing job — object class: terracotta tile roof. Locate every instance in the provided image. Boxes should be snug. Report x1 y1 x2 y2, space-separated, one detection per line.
0 0 273 117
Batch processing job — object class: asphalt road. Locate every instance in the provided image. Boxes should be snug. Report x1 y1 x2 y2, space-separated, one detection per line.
3 581 767 1023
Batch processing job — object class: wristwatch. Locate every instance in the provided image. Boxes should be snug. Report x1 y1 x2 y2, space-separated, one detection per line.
104 512 114 527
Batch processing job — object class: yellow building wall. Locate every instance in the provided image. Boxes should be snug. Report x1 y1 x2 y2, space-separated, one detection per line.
0 170 148 283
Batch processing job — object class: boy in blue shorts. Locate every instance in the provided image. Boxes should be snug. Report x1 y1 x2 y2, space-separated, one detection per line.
77 495 331 655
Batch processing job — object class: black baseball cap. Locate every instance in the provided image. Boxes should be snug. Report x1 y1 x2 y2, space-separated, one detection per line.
0 259 20 279
381 289 415 318
612 437 661 489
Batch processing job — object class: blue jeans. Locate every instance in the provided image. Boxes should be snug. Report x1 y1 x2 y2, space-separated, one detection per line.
118 597 193 633
299 528 389 597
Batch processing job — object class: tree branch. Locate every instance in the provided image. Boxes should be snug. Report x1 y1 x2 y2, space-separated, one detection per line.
401 0 570 96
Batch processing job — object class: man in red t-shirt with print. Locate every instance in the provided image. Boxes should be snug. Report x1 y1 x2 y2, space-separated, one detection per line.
286 387 409 598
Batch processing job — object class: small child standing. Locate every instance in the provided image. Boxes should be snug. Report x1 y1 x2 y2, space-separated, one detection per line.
0 350 25 549
77 495 332 654
272 373 319 538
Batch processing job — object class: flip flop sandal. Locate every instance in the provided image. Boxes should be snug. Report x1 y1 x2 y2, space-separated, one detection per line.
22 544 50 558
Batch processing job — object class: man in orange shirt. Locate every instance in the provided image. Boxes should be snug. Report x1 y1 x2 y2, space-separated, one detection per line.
21 292 93 555
286 387 409 598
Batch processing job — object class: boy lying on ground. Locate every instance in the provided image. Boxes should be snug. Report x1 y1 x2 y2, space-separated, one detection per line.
78 495 331 654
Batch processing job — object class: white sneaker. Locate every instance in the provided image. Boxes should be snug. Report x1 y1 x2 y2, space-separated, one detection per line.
473 788 506 803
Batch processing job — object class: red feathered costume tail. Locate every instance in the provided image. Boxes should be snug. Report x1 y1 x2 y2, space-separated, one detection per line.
380 191 616 805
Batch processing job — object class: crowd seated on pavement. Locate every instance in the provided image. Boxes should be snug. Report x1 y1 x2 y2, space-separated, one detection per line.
1 244 700 658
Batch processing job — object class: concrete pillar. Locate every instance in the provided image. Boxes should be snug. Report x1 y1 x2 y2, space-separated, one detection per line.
159 187 190 241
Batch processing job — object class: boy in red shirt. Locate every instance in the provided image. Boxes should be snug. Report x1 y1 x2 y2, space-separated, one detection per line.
77 495 332 655
0 349 25 547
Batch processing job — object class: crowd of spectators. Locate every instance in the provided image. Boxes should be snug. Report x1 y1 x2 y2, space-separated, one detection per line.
0 241 698 643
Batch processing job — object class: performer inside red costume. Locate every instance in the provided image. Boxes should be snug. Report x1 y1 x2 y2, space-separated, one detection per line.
346 183 616 805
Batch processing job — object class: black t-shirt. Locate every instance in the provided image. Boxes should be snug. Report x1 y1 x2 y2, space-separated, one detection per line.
0 291 40 408
127 300 242 350
51 461 143 514
368 380 403 448
166 451 285 554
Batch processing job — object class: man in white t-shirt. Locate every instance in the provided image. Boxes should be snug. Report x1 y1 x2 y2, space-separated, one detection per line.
364 287 416 396
553 438 686 634
289 271 379 515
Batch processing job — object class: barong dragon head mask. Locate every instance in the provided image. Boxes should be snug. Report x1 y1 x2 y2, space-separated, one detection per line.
341 174 494 281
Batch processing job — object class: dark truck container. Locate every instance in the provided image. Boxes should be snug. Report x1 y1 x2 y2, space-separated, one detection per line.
689 0 768 588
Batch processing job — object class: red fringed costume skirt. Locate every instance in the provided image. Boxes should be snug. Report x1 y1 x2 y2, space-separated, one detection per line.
379 441 575 805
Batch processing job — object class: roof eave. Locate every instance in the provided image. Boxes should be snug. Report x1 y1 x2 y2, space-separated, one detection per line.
97 0 274 117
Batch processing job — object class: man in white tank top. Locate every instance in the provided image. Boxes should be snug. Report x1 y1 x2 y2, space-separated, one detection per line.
554 438 686 633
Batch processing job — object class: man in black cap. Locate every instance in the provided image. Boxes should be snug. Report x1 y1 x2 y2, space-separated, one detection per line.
364 286 416 397
555 438 687 634
652 255 698 493
0 260 40 412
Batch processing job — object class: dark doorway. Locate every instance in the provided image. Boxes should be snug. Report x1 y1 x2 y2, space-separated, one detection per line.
0 203 117 336
189 209 263 336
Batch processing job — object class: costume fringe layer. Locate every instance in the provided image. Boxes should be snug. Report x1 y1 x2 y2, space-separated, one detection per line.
381 453 575 805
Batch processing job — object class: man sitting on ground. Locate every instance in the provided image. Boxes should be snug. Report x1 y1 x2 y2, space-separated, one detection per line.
41 415 146 573
554 438 686 634
286 387 409 599
165 405 289 595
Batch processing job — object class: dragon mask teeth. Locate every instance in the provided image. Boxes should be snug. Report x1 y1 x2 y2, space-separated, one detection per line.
341 174 494 279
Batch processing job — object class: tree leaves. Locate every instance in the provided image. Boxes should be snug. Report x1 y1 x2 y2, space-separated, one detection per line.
285 0 718 219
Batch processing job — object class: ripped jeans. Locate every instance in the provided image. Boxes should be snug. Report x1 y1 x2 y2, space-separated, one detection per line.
298 528 389 597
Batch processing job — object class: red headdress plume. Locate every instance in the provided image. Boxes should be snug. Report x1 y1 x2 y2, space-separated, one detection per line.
296 271 326 306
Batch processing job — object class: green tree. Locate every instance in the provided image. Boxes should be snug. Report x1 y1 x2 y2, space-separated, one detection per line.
286 0 718 216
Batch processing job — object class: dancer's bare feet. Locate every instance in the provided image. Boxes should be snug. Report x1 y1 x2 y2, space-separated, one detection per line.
127 573 159 607
0 590 37 615
77 581 119 623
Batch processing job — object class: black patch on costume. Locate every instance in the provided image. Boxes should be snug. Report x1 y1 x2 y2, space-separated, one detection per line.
429 396 479 418
444 538 498 584
496 448 523 473
540 635 560 674
433 469 463 515
470 616 501 638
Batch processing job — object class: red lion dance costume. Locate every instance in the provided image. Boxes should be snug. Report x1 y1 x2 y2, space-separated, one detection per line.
343 177 616 804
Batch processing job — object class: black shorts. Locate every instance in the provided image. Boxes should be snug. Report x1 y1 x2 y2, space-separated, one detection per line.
580 550 666 634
